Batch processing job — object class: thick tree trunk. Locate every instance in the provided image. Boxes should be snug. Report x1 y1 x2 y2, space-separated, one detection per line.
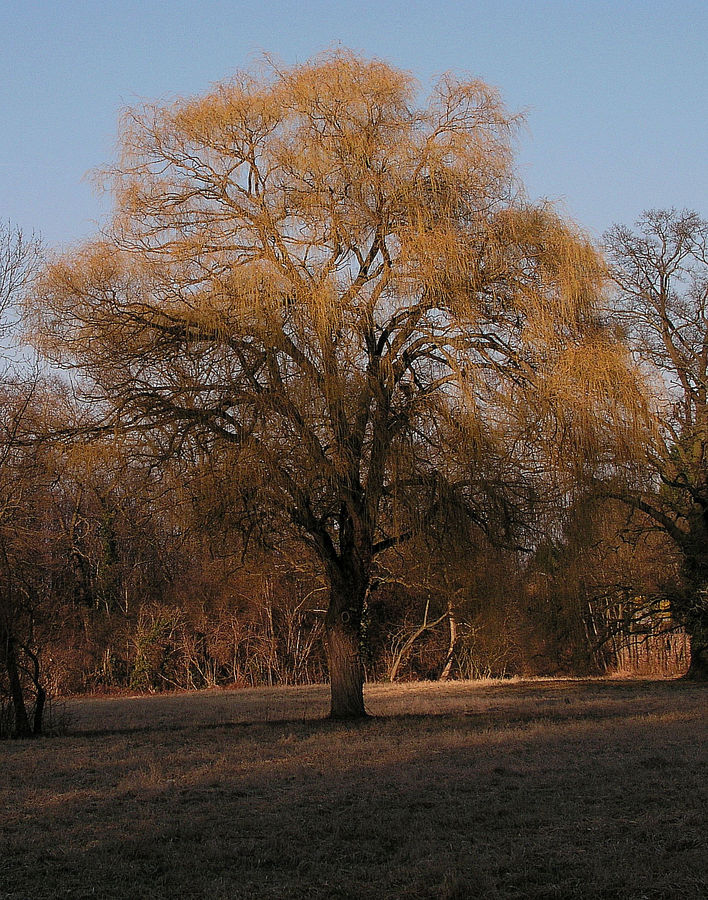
3 631 32 738
678 554 708 681
685 619 708 681
324 584 366 719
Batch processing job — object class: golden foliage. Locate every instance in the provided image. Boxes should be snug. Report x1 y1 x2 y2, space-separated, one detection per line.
32 50 648 604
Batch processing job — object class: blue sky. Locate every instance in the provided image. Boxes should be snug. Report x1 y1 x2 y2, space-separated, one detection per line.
2 0 706 249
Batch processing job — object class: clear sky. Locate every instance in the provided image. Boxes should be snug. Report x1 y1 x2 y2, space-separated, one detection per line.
2 0 706 250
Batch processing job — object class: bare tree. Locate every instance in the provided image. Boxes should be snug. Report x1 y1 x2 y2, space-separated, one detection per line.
606 209 708 678
0 223 46 736
35 52 644 716
0 222 42 347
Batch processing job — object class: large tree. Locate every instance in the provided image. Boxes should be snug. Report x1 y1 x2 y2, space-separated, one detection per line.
36 53 642 716
605 209 708 679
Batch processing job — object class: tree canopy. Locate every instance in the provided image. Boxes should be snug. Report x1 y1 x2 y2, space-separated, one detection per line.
35 52 646 715
606 209 708 678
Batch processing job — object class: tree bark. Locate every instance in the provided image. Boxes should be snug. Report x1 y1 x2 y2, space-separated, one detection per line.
324 584 366 719
33 684 46 735
439 600 457 681
3 631 32 738
679 555 708 681
28 646 46 735
685 617 708 681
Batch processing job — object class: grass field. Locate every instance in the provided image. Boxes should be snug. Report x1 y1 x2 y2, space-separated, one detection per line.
1 678 706 899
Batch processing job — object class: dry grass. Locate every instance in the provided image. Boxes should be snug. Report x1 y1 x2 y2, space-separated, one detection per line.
1 678 706 899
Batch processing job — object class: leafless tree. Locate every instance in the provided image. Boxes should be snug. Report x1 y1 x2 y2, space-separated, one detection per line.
606 209 708 678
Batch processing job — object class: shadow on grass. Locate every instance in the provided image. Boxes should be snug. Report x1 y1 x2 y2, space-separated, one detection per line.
3 689 706 900
63 676 704 740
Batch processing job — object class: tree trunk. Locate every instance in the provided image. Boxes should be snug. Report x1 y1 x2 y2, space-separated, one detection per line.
678 556 708 681
685 618 708 681
324 585 366 719
440 600 457 681
3 631 32 738
27 646 46 735
33 684 46 735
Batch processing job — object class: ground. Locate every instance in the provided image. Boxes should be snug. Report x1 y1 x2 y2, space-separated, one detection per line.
1 678 706 899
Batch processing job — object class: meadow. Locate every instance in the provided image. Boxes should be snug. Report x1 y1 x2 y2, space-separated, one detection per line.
1 678 706 899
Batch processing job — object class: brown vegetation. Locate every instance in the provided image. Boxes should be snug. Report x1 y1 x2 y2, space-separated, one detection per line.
33 52 647 717
2 679 706 898
2 53 707 731
605 210 708 678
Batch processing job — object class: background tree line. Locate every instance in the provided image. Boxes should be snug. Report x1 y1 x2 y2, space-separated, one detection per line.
1 53 705 733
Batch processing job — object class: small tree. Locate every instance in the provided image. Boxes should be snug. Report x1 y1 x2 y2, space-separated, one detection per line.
606 209 708 678
0 223 47 737
36 53 644 716
0 392 52 737
0 222 42 344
